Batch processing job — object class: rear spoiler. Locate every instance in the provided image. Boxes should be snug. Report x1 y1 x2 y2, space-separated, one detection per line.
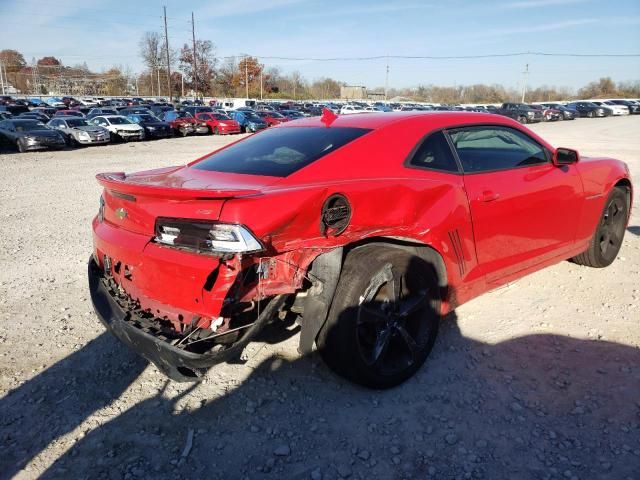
96 172 261 200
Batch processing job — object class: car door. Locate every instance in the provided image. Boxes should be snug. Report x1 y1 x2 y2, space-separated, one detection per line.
448 125 583 285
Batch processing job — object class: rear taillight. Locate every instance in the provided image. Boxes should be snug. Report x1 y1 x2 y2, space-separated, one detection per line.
154 218 263 255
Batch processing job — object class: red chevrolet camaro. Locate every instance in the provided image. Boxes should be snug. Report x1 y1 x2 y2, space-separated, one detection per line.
89 111 632 388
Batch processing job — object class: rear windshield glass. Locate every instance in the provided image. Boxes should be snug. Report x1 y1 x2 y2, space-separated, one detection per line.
193 126 370 177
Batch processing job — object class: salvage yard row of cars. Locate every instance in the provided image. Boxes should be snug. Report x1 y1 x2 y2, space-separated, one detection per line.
0 94 638 153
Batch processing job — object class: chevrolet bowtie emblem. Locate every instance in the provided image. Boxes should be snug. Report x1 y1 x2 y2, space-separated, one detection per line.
115 208 127 220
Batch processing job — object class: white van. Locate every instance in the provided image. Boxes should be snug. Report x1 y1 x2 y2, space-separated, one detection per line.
219 98 257 110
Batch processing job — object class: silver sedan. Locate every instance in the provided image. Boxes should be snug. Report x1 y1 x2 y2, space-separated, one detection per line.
47 117 111 146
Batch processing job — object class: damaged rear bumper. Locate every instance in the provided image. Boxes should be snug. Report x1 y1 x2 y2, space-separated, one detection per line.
88 257 282 382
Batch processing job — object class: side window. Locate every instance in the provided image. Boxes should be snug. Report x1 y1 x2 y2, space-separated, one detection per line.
409 130 459 173
448 126 548 173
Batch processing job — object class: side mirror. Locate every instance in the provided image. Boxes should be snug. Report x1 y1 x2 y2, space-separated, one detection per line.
554 147 579 166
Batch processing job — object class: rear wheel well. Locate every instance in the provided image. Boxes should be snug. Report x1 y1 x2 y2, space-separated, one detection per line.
345 237 448 302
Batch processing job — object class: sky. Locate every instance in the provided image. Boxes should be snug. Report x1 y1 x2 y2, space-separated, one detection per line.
0 0 639 91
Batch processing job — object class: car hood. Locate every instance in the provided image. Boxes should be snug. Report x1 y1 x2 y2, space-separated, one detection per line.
112 124 142 130
96 165 282 199
74 126 107 133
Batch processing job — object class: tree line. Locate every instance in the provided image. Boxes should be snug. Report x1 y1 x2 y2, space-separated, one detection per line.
1 45 638 102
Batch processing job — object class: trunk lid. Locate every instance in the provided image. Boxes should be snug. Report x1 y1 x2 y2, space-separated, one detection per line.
97 166 279 235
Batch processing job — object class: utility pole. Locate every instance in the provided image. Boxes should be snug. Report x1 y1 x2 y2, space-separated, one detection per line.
191 11 198 100
135 77 139 95
521 63 529 103
0 61 5 95
245 57 249 99
181 72 184 98
157 68 161 98
163 6 172 103
384 55 389 101
260 70 263 100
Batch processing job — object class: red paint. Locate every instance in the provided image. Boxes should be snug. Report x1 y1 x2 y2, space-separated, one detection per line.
194 112 241 134
92 112 632 331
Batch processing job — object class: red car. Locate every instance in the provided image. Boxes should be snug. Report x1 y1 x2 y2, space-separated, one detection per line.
195 112 241 135
89 112 632 388
161 110 209 136
256 110 289 126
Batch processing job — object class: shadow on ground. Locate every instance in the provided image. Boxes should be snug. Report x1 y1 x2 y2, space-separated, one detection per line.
627 225 640 236
3 313 638 480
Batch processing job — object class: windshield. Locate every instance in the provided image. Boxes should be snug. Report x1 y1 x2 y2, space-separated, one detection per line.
108 117 133 125
214 113 231 120
15 121 47 132
193 127 371 177
67 118 89 127
137 114 157 122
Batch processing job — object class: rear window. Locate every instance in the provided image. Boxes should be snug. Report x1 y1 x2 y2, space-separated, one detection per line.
193 127 370 177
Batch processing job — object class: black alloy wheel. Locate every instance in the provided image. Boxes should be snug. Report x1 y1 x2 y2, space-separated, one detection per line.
318 245 440 389
572 187 628 268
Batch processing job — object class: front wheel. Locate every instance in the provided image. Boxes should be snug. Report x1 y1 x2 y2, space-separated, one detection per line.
572 187 628 268
518 115 528 124
317 245 440 389
17 139 26 153
213 127 220 135
587 110 595 118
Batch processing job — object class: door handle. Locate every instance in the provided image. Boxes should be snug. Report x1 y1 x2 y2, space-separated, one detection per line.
479 190 500 202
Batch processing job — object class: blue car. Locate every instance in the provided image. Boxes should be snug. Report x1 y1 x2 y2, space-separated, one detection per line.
228 110 268 133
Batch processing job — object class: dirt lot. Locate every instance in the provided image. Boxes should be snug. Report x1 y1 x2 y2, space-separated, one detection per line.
1 117 639 480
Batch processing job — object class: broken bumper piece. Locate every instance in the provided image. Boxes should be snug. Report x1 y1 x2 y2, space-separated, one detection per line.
88 257 282 382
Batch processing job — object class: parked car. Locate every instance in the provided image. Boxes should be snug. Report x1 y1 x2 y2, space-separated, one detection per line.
194 112 242 134
87 111 633 387
87 108 119 119
255 110 289 126
162 110 208 136
494 103 543 123
280 110 305 120
340 104 371 114
0 111 12 120
53 109 85 118
565 102 611 118
17 112 51 123
0 119 66 152
47 117 111 146
528 104 561 122
118 107 151 116
540 103 578 120
590 101 629 116
31 106 58 117
181 106 214 118
126 113 173 139
228 110 268 133
606 99 640 114
89 115 145 142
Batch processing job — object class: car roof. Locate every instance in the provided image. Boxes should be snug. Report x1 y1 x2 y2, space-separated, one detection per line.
277 111 511 129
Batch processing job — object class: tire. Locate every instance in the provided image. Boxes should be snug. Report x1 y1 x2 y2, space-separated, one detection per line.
213 127 220 135
587 110 595 118
572 187 628 268
17 139 26 153
317 245 440 389
518 115 528 124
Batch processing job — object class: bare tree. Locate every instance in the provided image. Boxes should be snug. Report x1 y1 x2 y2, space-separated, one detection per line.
139 32 162 95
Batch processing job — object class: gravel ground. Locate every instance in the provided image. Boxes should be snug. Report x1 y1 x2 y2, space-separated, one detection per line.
0 118 639 480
